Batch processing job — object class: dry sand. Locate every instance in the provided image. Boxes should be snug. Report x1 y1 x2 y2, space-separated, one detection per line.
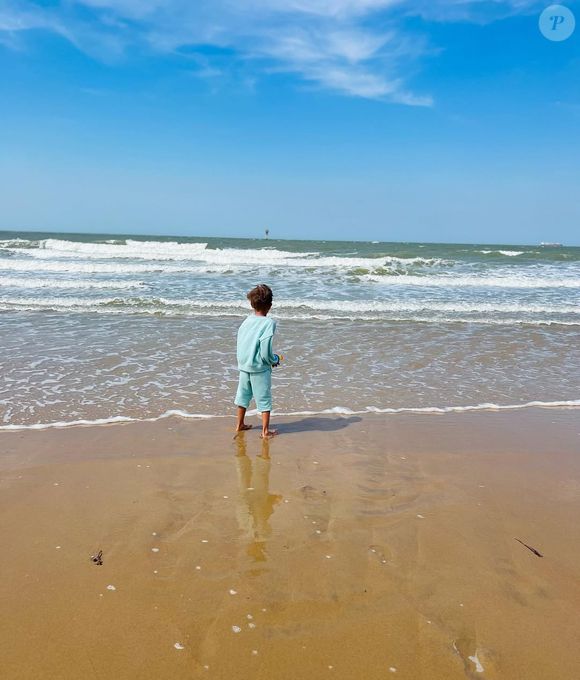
1 409 580 679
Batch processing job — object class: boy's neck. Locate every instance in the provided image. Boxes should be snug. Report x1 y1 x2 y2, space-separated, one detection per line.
254 311 268 317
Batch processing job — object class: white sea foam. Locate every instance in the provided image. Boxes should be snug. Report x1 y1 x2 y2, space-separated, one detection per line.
33 238 211 261
274 400 580 416
1 295 578 325
479 249 524 256
0 238 36 248
266 299 580 315
3 258 577 292
2 240 578 293
0 276 143 290
1 400 578 431
363 273 580 289
0 255 398 276
0 259 172 275
2 308 577 325
0 410 218 431
3 238 443 269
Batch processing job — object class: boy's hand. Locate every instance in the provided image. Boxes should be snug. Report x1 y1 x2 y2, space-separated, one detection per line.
272 353 284 367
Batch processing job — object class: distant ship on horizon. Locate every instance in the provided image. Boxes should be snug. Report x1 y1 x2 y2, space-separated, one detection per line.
539 242 563 247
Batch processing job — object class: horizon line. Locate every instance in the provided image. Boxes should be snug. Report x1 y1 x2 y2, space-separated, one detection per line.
0 227 574 249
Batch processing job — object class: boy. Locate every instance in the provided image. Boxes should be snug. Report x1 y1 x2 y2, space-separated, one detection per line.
235 284 280 438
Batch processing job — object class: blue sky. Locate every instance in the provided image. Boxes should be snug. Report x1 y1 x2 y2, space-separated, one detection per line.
0 0 579 244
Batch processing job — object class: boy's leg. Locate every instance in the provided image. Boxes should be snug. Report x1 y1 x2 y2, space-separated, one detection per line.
260 410 277 438
251 370 277 438
234 372 253 432
236 406 252 432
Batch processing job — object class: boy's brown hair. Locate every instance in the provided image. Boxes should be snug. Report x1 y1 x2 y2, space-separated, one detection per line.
247 284 273 312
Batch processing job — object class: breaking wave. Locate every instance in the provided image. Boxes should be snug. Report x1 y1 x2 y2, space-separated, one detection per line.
1 295 578 325
1 238 444 270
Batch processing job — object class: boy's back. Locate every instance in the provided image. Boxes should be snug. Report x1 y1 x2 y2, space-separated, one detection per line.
237 315 277 373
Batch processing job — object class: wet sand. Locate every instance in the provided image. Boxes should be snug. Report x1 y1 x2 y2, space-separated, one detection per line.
1 409 580 679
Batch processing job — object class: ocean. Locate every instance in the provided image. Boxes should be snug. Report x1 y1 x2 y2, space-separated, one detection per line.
1 230 579 429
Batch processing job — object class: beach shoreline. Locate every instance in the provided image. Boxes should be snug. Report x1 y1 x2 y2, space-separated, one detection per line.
1 408 580 679
2 234 579 429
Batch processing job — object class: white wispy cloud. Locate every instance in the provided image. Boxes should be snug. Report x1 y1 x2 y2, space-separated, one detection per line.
0 0 544 104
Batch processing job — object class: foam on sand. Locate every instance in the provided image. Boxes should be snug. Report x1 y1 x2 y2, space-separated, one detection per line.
1 399 578 432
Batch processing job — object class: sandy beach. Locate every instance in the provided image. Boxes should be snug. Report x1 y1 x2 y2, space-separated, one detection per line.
3 1 580 676
1 408 580 679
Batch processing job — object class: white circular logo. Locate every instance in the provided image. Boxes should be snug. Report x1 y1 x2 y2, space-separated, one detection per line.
539 5 575 41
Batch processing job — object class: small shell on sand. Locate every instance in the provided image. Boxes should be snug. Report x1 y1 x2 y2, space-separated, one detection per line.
174 643 185 650
468 653 484 673
232 626 242 633
106 585 116 591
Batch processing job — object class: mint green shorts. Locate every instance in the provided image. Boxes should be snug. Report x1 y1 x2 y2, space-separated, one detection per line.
235 370 272 412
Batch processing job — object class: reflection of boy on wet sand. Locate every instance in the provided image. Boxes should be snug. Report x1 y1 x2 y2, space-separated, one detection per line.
235 435 282 561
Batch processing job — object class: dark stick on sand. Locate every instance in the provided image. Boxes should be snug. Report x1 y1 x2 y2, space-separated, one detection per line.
514 538 543 558
90 550 103 565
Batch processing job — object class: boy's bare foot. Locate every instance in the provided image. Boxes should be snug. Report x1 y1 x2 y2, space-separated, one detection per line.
236 423 253 432
260 429 278 439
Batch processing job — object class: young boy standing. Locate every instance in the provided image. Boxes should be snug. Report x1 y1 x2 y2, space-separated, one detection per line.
235 284 280 438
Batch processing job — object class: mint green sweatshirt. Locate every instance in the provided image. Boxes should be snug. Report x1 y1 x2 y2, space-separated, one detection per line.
236 315 278 373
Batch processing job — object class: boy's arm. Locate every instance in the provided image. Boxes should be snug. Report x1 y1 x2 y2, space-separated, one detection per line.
259 321 278 366
259 334 279 366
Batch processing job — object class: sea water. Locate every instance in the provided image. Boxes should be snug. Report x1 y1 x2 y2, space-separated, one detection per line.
1 231 579 428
